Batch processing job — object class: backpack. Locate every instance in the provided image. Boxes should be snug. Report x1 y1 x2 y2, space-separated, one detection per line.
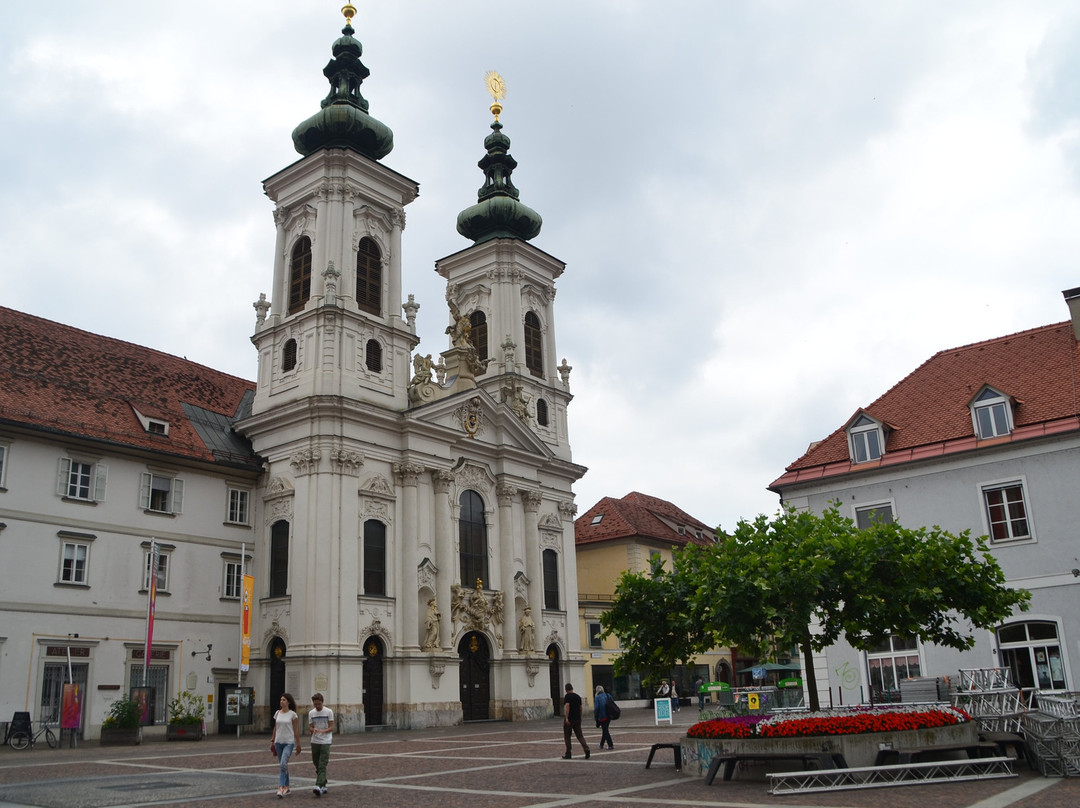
607 697 621 721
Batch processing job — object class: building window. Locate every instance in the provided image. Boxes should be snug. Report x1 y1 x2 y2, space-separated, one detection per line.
57 458 107 502
459 490 488 589
226 488 250 525
140 472 184 514
469 310 488 363
972 387 1012 439
288 236 312 315
142 547 170 592
998 621 1067 691
223 560 243 600
542 548 560 610
847 414 883 463
0 442 7 489
365 339 383 372
282 338 298 371
363 520 386 596
269 520 289 598
983 481 1031 542
59 541 90 585
590 514 603 525
855 502 894 529
356 237 382 315
536 398 549 427
867 635 921 702
524 311 543 378
128 664 168 725
588 621 603 649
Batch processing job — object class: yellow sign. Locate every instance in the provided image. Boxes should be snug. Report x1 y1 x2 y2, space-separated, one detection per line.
241 574 254 671
748 693 760 710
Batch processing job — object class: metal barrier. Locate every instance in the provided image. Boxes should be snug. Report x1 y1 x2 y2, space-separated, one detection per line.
766 756 1015 794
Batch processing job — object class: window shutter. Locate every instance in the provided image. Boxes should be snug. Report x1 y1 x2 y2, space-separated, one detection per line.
172 479 184 514
139 472 151 509
57 458 72 496
94 463 108 502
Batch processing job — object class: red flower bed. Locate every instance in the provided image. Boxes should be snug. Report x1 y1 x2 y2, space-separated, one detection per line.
687 705 972 740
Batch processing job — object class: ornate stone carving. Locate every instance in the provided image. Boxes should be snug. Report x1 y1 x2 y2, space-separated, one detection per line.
450 581 505 647
361 617 392 650
501 379 531 425
519 606 536 654
322 260 340 306
525 661 540 687
329 444 364 475
558 358 573 387
431 469 455 494
422 597 441 651
558 500 578 520
402 293 419 331
455 396 484 439
514 572 530 602
454 462 493 499
417 557 438 593
392 461 425 486
429 661 445 689
290 446 322 476
253 293 270 326
361 501 390 524
539 512 563 531
361 475 396 497
496 481 517 507
521 490 543 513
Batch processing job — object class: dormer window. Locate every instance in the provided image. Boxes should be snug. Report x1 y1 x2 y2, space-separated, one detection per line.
131 406 169 437
590 514 603 525
971 387 1012 439
847 414 884 463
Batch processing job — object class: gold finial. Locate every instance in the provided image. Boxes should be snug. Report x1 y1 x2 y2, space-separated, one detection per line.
342 4 357 25
485 70 506 122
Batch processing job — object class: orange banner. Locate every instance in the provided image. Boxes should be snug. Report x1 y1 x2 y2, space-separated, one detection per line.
241 574 254 671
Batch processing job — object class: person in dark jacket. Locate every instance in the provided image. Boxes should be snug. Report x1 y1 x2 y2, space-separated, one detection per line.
562 683 590 760
593 685 614 749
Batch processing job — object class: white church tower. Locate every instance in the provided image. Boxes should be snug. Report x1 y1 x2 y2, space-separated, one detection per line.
239 6 586 731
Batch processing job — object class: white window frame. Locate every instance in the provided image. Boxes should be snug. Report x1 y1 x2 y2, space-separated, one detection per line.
226 487 251 526
980 477 1034 544
0 441 8 489
587 621 603 649
866 635 922 699
132 406 170 437
853 500 895 529
140 472 184 514
847 415 884 464
142 547 171 592
57 535 93 585
997 620 1068 692
57 457 108 502
971 388 1013 440
223 559 243 600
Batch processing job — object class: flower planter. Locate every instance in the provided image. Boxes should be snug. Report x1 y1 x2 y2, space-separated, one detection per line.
99 726 142 746
682 721 978 775
166 724 204 741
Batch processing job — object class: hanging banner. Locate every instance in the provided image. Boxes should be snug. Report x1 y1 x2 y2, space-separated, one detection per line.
241 574 254 671
61 683 82 730
144 540 158 686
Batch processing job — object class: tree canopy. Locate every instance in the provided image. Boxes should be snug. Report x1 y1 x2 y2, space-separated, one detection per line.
601 504 1030 710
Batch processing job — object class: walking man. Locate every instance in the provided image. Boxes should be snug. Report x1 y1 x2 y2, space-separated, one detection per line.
308 693 334 796
562 683 590 760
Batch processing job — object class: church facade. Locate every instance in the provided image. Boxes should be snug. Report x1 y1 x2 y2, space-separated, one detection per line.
0 7 585 736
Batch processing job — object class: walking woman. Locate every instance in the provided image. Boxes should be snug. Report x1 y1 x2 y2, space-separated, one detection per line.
270 693 301 797
594 685 614 749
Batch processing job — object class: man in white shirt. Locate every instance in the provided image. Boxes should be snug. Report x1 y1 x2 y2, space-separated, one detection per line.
308 693 335 796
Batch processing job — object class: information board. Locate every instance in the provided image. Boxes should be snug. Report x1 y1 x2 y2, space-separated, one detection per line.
654 696 673 725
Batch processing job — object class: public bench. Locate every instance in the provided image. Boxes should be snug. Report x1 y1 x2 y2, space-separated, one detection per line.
704 751 847 784
644 742 681 771
873 741 998 766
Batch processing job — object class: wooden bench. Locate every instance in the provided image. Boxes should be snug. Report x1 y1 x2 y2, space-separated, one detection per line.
980 732 1030 769
645 742 681 771
705 752 846 784
873 741 998 766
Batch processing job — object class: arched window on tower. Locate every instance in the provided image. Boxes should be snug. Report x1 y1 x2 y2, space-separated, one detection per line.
365 339 383 372
269 519 290 598
469 310 488 364
536 398 549 427
459 490 489 589
363 520 386 596
282 339 297 371
524 311 543 378
542 548 560 610
288 237 312 315
356 237 382 315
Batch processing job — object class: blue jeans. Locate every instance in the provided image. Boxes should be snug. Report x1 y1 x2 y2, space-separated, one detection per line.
275 743 295 787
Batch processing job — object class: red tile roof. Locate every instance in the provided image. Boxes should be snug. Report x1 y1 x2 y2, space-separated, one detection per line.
0 306 259 468
770 321 1080 491
575 491 715 547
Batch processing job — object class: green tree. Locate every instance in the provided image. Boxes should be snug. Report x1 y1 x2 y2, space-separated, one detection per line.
600 554 709 688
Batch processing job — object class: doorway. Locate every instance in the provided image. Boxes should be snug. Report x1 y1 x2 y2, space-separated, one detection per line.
547 645 561 716
362 636 385 726
458 632 490 721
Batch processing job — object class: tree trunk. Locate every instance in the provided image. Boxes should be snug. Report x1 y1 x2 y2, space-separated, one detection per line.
800 631 819 712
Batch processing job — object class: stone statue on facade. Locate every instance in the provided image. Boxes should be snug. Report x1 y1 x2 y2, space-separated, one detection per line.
519 606 535 653
422 598 441 650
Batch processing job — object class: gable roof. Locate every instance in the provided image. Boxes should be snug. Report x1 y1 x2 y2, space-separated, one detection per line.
770 321 1080 491
0 306 260 469
575 491 714 547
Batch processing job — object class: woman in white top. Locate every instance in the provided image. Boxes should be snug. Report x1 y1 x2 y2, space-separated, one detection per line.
270 693 301 797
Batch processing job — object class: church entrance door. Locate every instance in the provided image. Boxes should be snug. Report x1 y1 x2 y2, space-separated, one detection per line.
458 631 490 721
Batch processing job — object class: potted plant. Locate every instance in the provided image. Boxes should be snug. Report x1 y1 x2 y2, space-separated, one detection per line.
166 690 205 740
100 696 142 745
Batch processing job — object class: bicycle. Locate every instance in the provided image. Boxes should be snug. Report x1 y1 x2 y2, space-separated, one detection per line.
8 721 58 750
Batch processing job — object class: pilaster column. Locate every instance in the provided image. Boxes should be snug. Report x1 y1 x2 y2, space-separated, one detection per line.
394 461 425 649
521 489 543 625
497 481 518 652
312 181 331 300
389 209 405 327
432 469 455 648
271 208 288 318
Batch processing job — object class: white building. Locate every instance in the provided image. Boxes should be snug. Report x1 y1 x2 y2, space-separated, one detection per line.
769 289 1080 707
0 9 585 737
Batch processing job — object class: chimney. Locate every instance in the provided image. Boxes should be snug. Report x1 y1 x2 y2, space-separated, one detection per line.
1063 287 1080 341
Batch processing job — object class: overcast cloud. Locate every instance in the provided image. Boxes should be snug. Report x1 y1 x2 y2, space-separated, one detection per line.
3 1 1080 531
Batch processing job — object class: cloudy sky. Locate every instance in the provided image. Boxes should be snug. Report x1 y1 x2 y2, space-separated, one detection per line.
3 1 1080 532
